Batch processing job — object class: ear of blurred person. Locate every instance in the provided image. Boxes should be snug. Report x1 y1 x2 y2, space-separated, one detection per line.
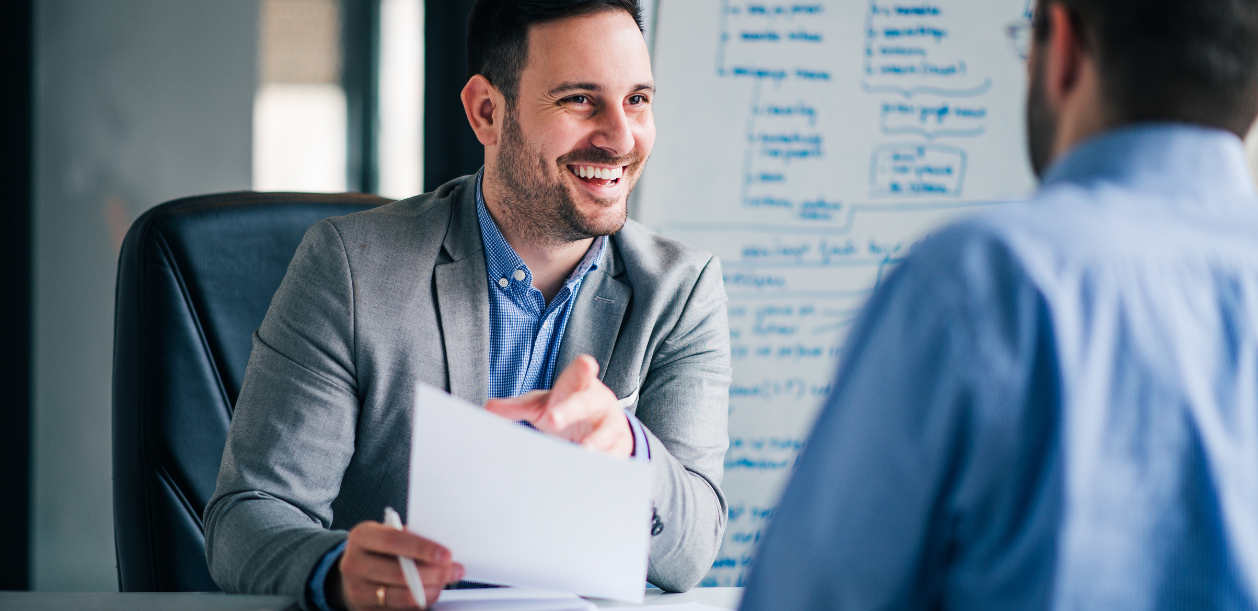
1024 2 1106 175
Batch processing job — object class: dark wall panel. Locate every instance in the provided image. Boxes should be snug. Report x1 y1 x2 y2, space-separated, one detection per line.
424 0 483 191
0 0 33 592
344 0 380 193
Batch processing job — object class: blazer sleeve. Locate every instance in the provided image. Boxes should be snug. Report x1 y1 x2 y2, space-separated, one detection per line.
203 219 360 608
636 255 733 592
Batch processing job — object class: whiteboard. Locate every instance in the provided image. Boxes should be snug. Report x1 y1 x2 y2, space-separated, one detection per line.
635 0 1036 586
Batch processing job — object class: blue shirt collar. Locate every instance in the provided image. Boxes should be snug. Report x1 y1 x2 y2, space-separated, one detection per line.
475 170 607 288
1040 122 1258 207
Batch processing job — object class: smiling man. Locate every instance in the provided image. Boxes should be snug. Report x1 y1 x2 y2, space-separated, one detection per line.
203 2 731 610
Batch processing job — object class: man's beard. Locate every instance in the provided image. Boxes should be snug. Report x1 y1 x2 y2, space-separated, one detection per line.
1026 47 1057 179
493 109 644 246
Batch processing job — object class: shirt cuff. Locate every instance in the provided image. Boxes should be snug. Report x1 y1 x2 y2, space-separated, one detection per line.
308 540 348 611
626 410 651 461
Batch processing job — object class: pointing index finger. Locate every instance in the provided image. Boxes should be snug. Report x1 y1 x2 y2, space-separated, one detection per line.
548 354 600 406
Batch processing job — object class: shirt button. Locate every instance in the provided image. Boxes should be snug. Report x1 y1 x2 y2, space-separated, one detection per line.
498 277 509 288
513 269 526 282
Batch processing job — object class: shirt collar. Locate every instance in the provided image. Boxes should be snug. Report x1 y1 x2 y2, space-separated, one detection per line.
475 170 607 287
1039 122 1258 207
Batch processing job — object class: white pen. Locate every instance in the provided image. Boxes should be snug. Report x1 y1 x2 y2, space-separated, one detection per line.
383 506 427 609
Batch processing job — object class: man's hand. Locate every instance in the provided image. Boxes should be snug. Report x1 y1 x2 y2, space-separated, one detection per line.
329 521 464 610
485 354 634 457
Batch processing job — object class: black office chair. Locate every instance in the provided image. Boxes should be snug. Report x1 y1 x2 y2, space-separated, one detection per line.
112 191 392 592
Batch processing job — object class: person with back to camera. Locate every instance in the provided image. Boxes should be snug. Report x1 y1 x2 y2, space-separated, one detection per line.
742 0 1258 608
203 1 733 609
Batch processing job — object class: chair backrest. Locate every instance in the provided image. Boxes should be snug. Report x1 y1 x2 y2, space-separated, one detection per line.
112 191 392 592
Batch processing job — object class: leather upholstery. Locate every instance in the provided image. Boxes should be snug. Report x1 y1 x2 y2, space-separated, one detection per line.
112 191 391 592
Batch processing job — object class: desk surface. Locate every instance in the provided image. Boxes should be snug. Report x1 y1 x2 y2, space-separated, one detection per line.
0 592 298 611
0 588 744 610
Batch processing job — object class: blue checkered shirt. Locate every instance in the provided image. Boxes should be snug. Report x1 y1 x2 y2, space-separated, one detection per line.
308 173 650 610
473 172 649 457
475 174 608 397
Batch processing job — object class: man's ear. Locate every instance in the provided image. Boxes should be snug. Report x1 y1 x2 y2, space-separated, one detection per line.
461 75 504 147
1043 3 1087 110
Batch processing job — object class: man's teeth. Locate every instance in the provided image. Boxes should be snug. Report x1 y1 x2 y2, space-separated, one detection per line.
575 166 623 180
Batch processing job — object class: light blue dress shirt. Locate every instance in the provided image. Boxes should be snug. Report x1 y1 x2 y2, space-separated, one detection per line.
308 173 649 610
741 124 1258 610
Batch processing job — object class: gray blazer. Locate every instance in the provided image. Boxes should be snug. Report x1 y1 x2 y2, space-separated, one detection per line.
203 174 732 605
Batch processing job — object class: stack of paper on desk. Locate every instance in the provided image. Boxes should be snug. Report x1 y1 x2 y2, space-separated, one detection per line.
408 384 653 604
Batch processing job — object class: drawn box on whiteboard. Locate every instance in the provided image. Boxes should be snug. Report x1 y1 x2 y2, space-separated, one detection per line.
869 144 967 197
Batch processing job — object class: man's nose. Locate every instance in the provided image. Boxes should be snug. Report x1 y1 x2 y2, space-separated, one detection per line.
590 104 635 157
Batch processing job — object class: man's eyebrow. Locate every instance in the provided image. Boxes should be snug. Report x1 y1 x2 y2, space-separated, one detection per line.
547 82 657 96
548 82 601 96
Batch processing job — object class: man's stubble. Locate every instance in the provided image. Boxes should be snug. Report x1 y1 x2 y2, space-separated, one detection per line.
493 107 645 247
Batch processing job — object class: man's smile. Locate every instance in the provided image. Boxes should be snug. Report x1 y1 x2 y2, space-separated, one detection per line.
567 164 625 188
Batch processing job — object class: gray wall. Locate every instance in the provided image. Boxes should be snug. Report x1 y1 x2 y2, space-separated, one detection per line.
32 0 257 590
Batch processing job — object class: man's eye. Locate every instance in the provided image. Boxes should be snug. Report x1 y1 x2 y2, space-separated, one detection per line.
567 95 590 105
628 95 648 105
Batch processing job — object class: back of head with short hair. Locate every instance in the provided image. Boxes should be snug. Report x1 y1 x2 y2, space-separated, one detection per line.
1037 0 1258 136
466 0 644 103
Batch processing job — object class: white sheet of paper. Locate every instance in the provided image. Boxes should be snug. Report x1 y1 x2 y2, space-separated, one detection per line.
408 384 652 603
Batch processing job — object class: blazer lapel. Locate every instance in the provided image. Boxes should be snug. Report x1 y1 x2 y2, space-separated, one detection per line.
434 178 490 406
557 239 631 384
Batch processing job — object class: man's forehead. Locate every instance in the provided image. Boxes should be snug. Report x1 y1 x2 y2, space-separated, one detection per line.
522 11 652 93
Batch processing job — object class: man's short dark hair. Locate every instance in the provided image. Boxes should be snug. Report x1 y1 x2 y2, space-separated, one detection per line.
467 0 643 103
1036 0 1258 136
